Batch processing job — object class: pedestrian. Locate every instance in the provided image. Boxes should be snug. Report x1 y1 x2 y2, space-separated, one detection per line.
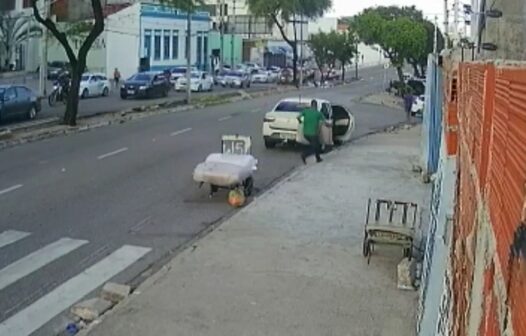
403 87 414 122
113 68 121 88
298 99 325 164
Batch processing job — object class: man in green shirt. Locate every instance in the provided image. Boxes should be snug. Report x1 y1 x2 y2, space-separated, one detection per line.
298 99 325 164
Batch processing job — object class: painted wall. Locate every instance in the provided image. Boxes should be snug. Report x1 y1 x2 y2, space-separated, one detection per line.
106 4 140 81
208 31 242 68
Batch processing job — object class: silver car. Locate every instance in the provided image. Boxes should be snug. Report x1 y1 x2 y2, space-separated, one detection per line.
223 71 251 89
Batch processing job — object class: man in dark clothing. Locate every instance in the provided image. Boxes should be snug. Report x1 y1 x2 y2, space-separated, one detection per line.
298 99 325 164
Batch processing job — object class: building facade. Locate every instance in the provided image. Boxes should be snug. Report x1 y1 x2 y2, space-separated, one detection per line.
471 0 526 60
48 3 211 80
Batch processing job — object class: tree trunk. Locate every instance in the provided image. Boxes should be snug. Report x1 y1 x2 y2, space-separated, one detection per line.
64 63 81 126
419 64 426 77
396 66 404 83
341 64 345 82
410 62 420 78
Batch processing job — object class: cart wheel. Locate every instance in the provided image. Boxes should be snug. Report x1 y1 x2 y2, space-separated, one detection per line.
362 238 371 258
243 177 254 197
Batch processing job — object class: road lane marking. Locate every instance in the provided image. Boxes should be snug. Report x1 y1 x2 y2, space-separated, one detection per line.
97 147 128 160
170 127 192 136
0 244 151 336
218 115 232 121
0 184 23 196
0 238 88 291
0 231 30 249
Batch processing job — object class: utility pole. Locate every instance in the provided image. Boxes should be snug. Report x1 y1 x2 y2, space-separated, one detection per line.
25 16 31 74
39 0 50 97
444 0 449 39
219 0 224 68
453 0 459 38
186 12 192 104
298 15 303 89
230 0 235 67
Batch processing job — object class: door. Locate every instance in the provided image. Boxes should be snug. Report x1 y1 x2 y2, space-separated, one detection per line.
331 105 355 143
94 75 105 95
15 87 31 117
3 87 18 118
319 102 334 146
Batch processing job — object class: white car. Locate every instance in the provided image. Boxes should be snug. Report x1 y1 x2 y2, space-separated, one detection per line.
79 73 110 98
170 66 197 84
251 70 270 83
262 97 355 149
411 95 425 116
175 71 214 92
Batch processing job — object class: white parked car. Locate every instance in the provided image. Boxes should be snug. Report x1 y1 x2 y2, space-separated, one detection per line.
170 66 197 84
262 97 355 149
175 71 214 92
411 95 425 116
251 70 270 83
79 73 110 98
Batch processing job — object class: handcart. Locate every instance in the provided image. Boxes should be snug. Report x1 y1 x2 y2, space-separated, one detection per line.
362 198 418 264
193 135 257 200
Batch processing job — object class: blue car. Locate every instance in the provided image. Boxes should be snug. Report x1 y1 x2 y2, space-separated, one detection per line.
0 85 41 123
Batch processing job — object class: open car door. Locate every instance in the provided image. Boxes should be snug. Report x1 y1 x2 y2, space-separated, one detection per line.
319 102 334 146
331 105 355 144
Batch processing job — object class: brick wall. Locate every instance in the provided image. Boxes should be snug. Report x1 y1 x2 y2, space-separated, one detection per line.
449 61 526 336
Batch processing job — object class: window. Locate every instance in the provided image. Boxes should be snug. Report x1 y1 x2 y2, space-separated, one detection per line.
163 30 171 60
23 0 32 8
203 35 208 71
154 30 162 60
5 88 17 100
274 101 310 112
196 34 202 67
144 30 152 58
172 31 179 59
15 87 29 99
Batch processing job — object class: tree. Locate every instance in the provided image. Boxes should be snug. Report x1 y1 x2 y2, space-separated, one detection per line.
353 8 426 83
0 12 41 70
308 31 331 83
31 0 104 126
329 30 357 82
248 0 331 85
159 0 203 104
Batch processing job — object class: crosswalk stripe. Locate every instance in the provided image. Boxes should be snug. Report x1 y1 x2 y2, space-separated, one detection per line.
0 244 151 336
0 231 30 249
0 238 88 292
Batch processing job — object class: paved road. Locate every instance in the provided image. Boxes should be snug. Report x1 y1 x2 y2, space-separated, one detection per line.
0 73 281 124
0 66 400 336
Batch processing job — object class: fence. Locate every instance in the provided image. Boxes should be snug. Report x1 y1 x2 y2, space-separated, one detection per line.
450 61 526 336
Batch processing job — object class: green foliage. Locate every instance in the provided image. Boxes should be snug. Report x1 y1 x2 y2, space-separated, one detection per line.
0 12 42 65
353 6 427 79
308 29 357 81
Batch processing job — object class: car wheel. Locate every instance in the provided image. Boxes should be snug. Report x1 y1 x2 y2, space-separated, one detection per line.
102 87 109 97
162 89 168 97
198 85 202 92
81 89 89 99
28 105 37 120
264 139 276 149
120 93 127 100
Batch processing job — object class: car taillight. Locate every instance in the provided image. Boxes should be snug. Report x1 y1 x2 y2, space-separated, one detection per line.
264 117 275 122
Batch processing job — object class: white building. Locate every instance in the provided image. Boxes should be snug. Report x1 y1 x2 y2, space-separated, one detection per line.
48 3 211 80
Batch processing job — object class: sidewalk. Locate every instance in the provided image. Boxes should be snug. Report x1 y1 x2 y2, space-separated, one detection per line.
84 125 429 336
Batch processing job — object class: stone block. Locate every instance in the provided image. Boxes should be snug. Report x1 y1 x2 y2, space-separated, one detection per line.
71 298 113 321
397 257 416 291
100 282 131 303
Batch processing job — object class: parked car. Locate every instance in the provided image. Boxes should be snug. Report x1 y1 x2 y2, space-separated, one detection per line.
79 73 110 99
267 66 281 82
252 70 270 83
243 62 261 72
411 95 425 117
279 68 294 84
262 97 355 149
175 71 214 92
223 71 251 88
169 66 197 84
214 70 228 86
120 72 170 99
0 85 41 123
47 61 70 80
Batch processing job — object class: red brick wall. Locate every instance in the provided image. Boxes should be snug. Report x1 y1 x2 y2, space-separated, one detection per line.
450 62 526 336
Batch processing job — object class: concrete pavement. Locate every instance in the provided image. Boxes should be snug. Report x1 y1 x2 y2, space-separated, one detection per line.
0 67 400 335
84 125 428 336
